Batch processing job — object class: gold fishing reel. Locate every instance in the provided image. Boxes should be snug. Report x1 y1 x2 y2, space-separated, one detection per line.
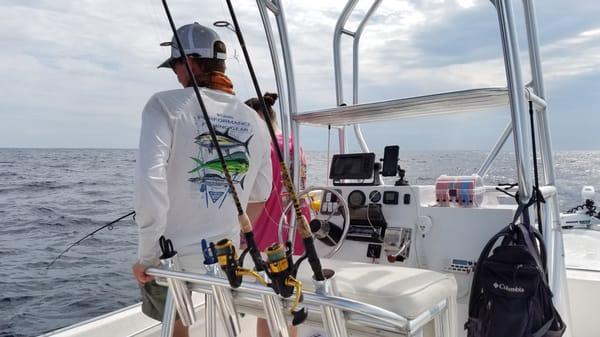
215 238 267 288
213 239 307 324
266 242 308 325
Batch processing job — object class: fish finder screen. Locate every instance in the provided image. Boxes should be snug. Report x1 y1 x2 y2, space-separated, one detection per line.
329 153 375 180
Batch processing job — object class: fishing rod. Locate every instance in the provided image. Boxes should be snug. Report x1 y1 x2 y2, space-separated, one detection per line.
161 1 307 324
223 0 325 282
160 0 269 284
46 210 135 270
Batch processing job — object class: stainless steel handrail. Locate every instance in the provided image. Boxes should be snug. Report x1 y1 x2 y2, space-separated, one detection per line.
256 0 290 167
333 0 383 153
493 0 533 201
256 0 302 237
145 267 448 335
478 121 512 177
351 0 382 153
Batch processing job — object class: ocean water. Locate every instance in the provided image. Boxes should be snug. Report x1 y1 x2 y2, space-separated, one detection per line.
1 148 599 337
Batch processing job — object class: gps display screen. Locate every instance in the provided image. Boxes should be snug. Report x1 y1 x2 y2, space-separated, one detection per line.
329 153 375 180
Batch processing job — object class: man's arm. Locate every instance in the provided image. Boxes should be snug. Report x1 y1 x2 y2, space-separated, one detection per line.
132 94 172 283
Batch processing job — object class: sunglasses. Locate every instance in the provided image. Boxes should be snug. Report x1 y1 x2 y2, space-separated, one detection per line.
169 57 185 72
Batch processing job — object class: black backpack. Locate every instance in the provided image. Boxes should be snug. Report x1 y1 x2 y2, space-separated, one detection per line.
465 202 566 337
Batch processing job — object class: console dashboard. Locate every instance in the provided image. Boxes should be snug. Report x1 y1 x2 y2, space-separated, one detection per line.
313 148 518 330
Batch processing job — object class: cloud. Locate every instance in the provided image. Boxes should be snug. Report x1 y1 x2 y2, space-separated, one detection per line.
543 28 600 81
0 0 599 150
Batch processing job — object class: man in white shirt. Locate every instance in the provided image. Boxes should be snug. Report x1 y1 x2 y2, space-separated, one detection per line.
132 22 272 337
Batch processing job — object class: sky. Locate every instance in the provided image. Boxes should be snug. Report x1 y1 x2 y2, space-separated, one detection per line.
0 0 599 151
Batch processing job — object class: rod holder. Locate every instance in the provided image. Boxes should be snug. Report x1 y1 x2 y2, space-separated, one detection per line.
313 269 349 337
159 254 196 327
259 271 291 337
206 262 242 337
205 292 216 337
160 290 177 337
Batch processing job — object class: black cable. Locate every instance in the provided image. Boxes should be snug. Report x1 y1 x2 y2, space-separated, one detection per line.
566 199 598 216
496 184 518 200
46 211 135 269
529 99 544 235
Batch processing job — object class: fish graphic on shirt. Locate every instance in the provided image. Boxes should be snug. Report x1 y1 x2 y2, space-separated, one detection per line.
188 151 250 176
194 128 253 155
189 173 246 191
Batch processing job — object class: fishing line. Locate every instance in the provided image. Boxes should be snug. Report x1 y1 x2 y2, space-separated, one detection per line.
46 210 135 270
213 20 251 97
223 0 325 280
144 0 168 52
218 0 230 26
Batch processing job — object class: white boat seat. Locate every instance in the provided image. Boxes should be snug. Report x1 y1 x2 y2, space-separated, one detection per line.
181 255 457 322
295 258 457 320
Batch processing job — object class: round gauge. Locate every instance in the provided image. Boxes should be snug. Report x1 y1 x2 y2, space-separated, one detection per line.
369 190 382 203
348 190 366 208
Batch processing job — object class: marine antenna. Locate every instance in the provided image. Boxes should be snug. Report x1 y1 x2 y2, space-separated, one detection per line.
223 0 326 281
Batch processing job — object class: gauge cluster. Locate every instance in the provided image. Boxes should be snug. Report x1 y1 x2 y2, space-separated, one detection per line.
316 184 417 264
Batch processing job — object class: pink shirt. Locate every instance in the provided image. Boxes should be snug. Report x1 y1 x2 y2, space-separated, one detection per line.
253 134 309 255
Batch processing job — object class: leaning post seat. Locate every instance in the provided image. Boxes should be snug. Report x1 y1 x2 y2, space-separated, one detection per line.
294 258 458 337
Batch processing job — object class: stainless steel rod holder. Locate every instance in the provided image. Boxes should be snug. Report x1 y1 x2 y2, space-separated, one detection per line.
313 268 348 337
159 254 196 327
259 271 291 337
160 290 177 337
262 294 291 337
205 293 216 337
206 263 242 337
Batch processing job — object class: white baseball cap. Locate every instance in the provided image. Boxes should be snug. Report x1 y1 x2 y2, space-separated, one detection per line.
158 22 227 69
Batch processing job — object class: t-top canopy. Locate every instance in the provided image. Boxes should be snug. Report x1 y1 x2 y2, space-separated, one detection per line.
293 87 510 127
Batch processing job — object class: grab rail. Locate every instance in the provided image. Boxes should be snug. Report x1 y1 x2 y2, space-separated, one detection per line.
145 267 449 335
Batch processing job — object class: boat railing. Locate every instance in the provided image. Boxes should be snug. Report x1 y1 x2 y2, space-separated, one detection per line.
332 0 383 153
146 266 453 337
253 0 570 334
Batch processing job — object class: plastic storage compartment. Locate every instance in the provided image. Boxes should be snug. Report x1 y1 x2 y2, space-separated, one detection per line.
435 174 484 207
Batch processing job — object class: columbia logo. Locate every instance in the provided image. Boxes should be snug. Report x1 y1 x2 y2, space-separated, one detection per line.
493 282 525 293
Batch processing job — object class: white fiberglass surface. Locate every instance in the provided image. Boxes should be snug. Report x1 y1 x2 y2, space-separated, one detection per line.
564 230 600 274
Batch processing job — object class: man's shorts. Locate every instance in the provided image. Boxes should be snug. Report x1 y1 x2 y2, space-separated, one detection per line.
139 255 207 321
140 280 170 321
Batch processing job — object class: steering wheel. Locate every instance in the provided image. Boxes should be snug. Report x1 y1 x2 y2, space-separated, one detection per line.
277 186 350 258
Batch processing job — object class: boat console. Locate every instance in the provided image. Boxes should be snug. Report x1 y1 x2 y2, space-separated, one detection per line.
307 146 519 328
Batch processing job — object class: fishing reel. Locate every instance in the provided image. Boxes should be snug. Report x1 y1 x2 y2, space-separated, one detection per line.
211 238 307 325
214 238 268 289
215 239 243 287
265 242 308 325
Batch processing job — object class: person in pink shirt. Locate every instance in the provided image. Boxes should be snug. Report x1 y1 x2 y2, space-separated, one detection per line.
245 92 311 337
245 92 310 256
